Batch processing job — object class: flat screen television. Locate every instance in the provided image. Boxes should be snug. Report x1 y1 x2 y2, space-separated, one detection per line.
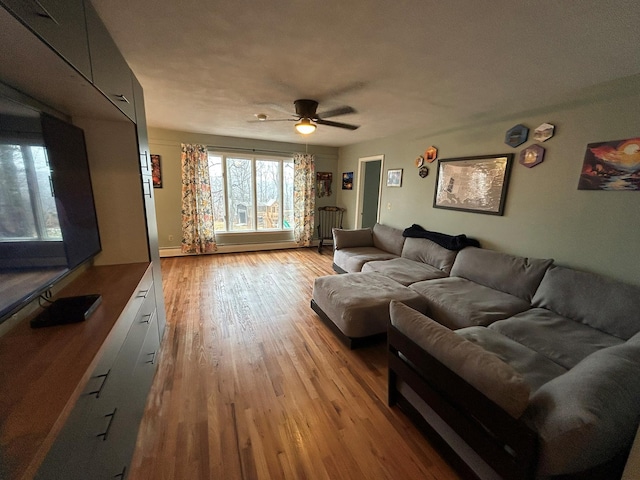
0 93 102 325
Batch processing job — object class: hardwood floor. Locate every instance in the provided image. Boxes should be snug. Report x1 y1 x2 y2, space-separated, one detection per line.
128 248 460 480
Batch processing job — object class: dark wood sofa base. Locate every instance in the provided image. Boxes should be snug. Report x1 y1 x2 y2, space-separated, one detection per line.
388 324 538 480
310 299 386 349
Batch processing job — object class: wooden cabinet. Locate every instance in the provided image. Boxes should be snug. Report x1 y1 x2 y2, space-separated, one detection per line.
0 0 92 80
35 267 160 479
133 75 167 340
84 1 136 122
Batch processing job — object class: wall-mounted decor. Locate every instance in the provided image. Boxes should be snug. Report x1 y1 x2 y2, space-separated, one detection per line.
316 172 332 197
151 154 162 188
424 146 438 163
505 124 529 148
519 144 545 168
578 137 640 191
415 156 424 167
419 166 429 178
342 171 354 190
434 154 514 215
533 123 555 142
387 169 403 187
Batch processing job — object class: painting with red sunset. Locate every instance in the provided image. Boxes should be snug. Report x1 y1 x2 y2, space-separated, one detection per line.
578 137 640 191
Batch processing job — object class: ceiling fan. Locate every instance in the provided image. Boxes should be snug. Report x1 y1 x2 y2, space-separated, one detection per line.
251 99 359 134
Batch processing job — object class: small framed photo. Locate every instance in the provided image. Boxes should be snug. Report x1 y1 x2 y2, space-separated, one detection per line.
387 168 403 187
342 171 353 190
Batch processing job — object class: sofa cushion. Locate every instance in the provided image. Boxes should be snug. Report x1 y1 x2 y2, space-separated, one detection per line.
525 341 640 476
332 227 373 249
489 308 624 369
457 326 567 394
362 257 448 286
409 277 532 329
372 223 405 256
400 237 458 274
450 247 553 302
333 247 399 273
313 273 429 338
390 301 531 418
532 265 640 340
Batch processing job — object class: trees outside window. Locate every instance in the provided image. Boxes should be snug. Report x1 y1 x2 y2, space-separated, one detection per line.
207 152 293 232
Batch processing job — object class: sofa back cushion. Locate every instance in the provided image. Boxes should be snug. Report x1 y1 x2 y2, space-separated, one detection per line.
332 228 373 249
450 247 553 302
525 341 640 475
532 266 640 340
401 237 458 273
372 223 405 256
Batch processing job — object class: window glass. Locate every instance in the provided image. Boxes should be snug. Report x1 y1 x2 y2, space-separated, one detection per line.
256 159 280 230
283 160 294 230
208 155 227 232
0 143 61 241
226 157 254 231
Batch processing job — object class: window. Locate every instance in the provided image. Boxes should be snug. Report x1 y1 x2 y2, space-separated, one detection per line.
0 143 61 241
208 151 294 232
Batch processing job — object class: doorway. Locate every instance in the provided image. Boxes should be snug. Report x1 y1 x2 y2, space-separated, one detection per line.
355 155 384 228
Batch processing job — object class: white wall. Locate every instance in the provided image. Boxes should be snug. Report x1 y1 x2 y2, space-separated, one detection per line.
337 75 640 286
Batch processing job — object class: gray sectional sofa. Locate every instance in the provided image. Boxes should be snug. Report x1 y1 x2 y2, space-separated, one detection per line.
311 223 640 480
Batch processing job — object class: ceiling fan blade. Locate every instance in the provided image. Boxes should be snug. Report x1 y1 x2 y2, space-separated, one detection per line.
317 105 356 119
316 119 359 130
247 118 296 123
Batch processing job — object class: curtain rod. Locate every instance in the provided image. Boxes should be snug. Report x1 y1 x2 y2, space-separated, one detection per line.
208 145 295 156
208 144 338 159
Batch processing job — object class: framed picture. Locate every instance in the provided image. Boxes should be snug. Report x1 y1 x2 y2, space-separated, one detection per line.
433 154 514 215
578 137 640 191
505 124 529 148
316 172 333 197
342 171 354 190
519 144 545 168
386 168 403 187
151 154 162 188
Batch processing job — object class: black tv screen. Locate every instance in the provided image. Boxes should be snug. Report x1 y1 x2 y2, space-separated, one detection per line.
0 95 102 324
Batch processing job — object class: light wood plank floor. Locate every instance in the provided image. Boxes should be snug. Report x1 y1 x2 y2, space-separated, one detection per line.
128 248 460 480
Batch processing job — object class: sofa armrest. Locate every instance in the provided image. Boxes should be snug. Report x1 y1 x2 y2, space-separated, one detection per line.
332 228 373 250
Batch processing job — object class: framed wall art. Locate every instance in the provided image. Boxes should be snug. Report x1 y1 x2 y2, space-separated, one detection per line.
387 168 403 187
433 154 514 215
151 154 162 188
316 172 333 197
578 137 640 191
342 171 354 190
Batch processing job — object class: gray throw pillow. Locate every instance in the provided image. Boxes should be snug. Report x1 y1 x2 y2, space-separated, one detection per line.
332 228 373 249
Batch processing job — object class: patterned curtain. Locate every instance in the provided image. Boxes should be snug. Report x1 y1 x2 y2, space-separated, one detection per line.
293 153 315 246
181 144 217 254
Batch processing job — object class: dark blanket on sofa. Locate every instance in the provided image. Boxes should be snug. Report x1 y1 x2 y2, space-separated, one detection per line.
403 224 480 251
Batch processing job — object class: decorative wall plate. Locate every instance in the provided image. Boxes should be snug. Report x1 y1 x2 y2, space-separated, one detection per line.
415 155 424 167
424 146 438 163
505 124 529 148
419 166 429 178
519 144 545 168
533 123 555 142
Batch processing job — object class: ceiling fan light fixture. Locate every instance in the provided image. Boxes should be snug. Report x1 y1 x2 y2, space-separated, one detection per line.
295 118 317 135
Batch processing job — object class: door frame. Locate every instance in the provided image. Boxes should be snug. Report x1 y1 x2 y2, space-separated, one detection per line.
354 154 384 228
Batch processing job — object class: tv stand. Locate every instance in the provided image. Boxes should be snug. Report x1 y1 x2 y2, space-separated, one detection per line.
30 294 102 328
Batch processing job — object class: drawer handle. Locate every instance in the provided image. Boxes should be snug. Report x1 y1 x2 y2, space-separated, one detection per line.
114 94 130 104
146 350 157 365
143 178 152 198
114 466 127 479
141 313 152 324
140 151 149 170
33 0 59 24
88 370 111 398
137 289 150 299
97 408 117 441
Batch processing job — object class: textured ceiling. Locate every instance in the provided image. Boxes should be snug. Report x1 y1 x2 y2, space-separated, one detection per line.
90 0 640 147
